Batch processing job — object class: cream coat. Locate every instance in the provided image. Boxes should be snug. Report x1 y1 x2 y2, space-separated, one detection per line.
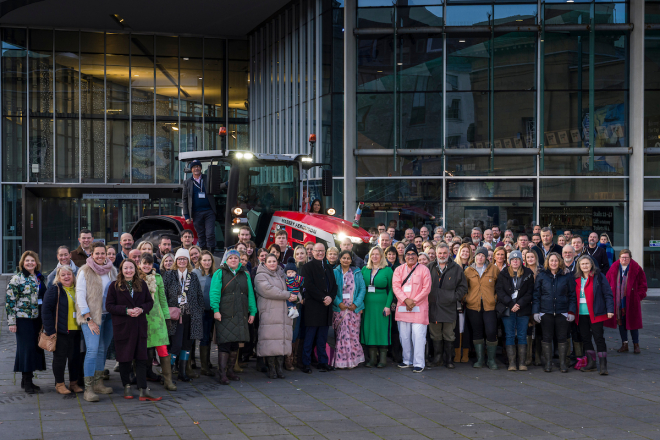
253 264 293 357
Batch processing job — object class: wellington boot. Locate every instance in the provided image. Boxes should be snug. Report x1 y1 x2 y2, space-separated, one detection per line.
581 350 597 372
275 356 286 379
377 348 388 368
291 340 300 368
461 348 469 363
486 343 498 370
542 342 553 372
69 381 83 393
227 351 240 381
473 341 485 368
444 341 455 369
256 356 268 373
365 347 378 368
429 340 444 367
124 384 133 399
160 355 177 391
199 346 214 377
534 338 543 366
234 348 244 373
525 336 533 366
558 342 569 373
506 345 517 371
178 358 191 382
186 360 200 379
93 371 113 394
218 352 230 385
266 356 278 379
518 344 528 371
55 383 71 395
574 341 583 358
598 352 608 375
139 388 162 401
83 377 99 402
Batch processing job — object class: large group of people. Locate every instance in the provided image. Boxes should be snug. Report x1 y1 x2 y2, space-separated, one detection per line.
5 222 649 400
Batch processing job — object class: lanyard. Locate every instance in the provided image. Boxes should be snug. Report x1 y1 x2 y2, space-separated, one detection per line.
193 177 204 192
512 276 519 290
63 288 75 303
370 268 379 286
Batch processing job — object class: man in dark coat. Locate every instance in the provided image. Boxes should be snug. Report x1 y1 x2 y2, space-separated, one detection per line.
300 242 338 373
584 232 611 273
532 227 563 266
426 243 467 369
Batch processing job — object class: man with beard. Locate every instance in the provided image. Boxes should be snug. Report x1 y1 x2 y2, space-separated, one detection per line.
471 227 484 247
584 231 610 273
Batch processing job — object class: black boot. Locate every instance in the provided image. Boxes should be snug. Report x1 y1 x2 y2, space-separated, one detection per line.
581 350 597 372
146 348 162 382
558 342 569 373
266 357 277 379
275 356 286 379
191 341 198 369
23 372 38 394
218 352 230 385
444 341 455 369
178 357 191 382
429 340 443 367
542 342 553 373
598 352 608 375
256 356 268 373
226 351 240 381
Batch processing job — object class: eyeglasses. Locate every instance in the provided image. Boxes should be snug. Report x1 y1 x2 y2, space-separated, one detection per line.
620 256 631 260
313 250 325 253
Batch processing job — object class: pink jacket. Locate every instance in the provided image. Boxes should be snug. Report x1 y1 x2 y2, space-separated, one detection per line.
392 263 432 325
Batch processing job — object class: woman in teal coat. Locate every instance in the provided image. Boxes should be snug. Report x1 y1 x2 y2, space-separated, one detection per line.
360 246 394 368
332 251 366 369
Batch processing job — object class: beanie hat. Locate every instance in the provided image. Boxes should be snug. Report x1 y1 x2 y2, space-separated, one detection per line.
174 248 190 262
285 257 297 273
190 159 202 169
404 243 418 256
474 247 488 260
508 250 523 262
225 249 240 259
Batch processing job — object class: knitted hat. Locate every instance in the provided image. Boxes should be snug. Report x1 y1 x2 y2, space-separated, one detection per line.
508 250 523 262
404 243 418 256
190 160 202 169
474 247 488 259
284 257 297 273
225 249 240 259
174 248 190 262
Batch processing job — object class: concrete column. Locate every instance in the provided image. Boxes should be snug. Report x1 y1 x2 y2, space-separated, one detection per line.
629 0 644 260
343 0 357 220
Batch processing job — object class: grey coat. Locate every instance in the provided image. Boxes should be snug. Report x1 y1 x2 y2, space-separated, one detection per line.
254 264 293 357
163 270 204 340
426 259 468 323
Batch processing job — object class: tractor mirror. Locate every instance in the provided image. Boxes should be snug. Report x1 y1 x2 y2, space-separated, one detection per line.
322 169 333 197
207 165 226 195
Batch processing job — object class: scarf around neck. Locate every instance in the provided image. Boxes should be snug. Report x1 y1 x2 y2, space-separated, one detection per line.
86 256 114 276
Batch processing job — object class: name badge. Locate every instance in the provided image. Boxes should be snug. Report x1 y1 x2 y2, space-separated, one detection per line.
178 297 187 305
404 285 412 293
368 286 376 293
198 193 206 198
343 293 351 299
38 299 43 305
512 290 518 299
72 312 76 318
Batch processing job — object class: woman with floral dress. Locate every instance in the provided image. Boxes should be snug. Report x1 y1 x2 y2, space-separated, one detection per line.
331 251 366 369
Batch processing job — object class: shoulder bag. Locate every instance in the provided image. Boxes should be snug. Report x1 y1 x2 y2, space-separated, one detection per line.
38 286 60 352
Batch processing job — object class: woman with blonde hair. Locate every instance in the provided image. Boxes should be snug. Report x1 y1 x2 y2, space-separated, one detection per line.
327 246 340 269
456 243 473 269
160 253 175 273
493 246 507 272
360 246 394 368
189 245 202 268
137 241 160 273
453 243 474 363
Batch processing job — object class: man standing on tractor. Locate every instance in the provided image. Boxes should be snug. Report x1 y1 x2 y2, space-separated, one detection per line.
183 159 226 253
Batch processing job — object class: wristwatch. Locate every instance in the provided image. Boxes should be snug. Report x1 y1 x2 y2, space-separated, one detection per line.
86 316 91 322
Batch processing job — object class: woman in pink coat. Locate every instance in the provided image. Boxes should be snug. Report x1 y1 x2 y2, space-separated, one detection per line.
605 249 647 354
392 243 432 373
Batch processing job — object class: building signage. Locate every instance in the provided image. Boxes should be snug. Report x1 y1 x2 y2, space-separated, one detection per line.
650 240 660 247
592 206 613 233
82 194 149 200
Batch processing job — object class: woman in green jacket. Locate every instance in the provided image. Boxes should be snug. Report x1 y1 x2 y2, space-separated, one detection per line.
360 246 394 368
138 254 175 391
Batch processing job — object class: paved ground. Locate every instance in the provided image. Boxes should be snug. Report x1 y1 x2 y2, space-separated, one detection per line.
2 287 660 440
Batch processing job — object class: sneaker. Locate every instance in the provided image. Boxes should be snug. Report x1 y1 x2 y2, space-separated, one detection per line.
412 367 425 373
397 363 412 369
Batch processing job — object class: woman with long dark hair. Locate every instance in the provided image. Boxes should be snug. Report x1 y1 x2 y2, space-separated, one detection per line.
193 250 217 377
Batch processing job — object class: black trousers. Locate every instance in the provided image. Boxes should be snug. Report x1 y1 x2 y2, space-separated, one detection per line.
119 359 148 389
217 341 239 353
541 314 569 343
52 330 81 383
578 316 606 352
465 309 497 343
169 314 193 355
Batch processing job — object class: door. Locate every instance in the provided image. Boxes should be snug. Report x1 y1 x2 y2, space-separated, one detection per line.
644 210 660 288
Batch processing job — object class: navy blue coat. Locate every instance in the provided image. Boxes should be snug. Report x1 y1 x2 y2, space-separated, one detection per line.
532 269 577 315
586 271 615 318
42 283 73 336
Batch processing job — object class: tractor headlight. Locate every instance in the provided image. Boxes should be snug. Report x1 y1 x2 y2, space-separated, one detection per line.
327 208 336 216
232 207 243 216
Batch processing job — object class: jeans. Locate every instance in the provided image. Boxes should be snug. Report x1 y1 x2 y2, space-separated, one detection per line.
193 209 216 249
200 310 215 346
501 313 529 346
465 309 498 343
540 314 568 344
52 330 81 383
81 313 113 377
302 326 329 365
578 316 607 352
618 323 639 344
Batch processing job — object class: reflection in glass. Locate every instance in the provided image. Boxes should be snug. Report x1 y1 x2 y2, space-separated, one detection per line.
493 32 536 91
445 91 489 148
358 35 394 92
132 121 154 183
55 31 79 183
155 122 177 183
106 33 130 183
2 28 27 182
445 5 492 27
446 201 534 237
398 34 443 92
493 91 535 148
446 36 490 92
107 120 130 183
2 185 23 272
29 29 54 183
357 93 394 150
539 178 625 201
544 31 590 90
446 155 535 177
155 36 179 117
131 35 154 118
204 38 224 140
594 32 627 90
81 32 105 183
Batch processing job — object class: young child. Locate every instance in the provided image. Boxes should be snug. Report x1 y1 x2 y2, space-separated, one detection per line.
284 258 302 319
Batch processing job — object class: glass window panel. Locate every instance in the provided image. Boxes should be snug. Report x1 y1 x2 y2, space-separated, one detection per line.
204 38 224 121
2 185 23 272
357 7 393 28
2 28 28 182
544 31 590 90
593 32 627 90
446 155 536 176
40 198 79 273
542 155 627 176
155 36 179 117
398 34 443 92
399 91 442 147
446 201 535 238
132 120 154 183
493 32 536 91
445 91 489 148
397 6 443 28
539 178 625 200
494 4 537 26
445 5 492 27
131 35 154 118
446 36 490 91
543 90 588 147
358 179 442 202
645 91 660 177
55 119 79 183
155 121 177 183
203 122 221 153
447 180 535 200
80 32 105 183
645 178 660 200
494 91 535 148
595 3 627 24
545 3 591 25
646 29 660 90
229 60 249 120
357 93 394 150
358 35 395 92
228 123 249 150
540 202 626 248
28 29 54 183
357 156 444 177
106 33 130 117
107 119 130 183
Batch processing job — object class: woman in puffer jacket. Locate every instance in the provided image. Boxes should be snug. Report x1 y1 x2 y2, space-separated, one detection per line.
532 252 577 373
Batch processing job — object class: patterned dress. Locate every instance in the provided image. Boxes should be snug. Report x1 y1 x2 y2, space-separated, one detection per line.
332 269 365 369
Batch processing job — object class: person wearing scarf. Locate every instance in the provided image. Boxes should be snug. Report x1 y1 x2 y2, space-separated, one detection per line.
75 242 117 403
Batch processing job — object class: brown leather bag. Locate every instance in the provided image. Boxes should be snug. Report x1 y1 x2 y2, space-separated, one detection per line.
38 286 60 352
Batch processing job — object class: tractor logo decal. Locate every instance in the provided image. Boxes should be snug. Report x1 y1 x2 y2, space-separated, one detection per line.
281 218 318 235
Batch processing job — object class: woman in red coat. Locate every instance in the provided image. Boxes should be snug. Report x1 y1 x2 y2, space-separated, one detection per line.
574 255 614 375
605 249 648 354
106 259 160 401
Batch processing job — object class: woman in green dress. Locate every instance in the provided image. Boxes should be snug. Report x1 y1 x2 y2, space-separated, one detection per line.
360 246 394 368
138 254 176 391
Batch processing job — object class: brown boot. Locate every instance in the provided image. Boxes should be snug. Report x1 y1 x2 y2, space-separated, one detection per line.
284 351 295 371
55 383 71 395
226 351 240 381
617 342 629 353
461 348 469 363
454 334 462 363
69 380 83 393
634 343 641 354
160 355 177 391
